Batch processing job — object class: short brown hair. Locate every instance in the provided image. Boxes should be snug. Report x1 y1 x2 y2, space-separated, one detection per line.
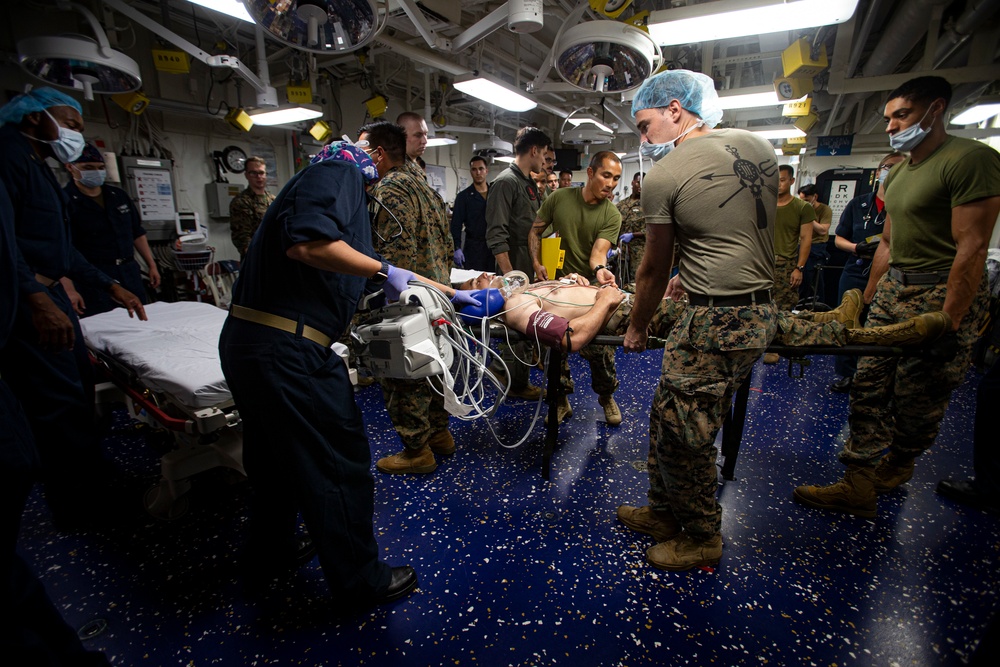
245 156 266 171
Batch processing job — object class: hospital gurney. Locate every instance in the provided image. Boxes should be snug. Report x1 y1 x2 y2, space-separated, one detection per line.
81 301 242 519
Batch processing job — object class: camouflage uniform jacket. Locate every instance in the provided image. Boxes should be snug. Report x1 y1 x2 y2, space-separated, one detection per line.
616 195 646 265
371 164 451 284
229 187 275 258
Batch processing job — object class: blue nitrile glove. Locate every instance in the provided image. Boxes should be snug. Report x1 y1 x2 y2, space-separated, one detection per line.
454 248 465 267
607 248 619 260
619 232 634 244
385 264 416 302
451 290 482 309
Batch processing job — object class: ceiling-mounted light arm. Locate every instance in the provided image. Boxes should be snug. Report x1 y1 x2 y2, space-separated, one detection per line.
103 0 277 106
528 1 589 92
449 3 512 53
397 0 451 50
602 101 639 137
68 2 112 56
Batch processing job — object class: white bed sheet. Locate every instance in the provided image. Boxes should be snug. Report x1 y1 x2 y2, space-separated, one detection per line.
81 301 230 409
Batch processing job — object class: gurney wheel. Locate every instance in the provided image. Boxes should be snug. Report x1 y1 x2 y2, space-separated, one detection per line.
144 482 190 521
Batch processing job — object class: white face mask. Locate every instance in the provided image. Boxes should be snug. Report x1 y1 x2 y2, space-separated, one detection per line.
889 105 934 152
77 168 106 188
41 108 86 162
876 166 891 185
640 120 703 161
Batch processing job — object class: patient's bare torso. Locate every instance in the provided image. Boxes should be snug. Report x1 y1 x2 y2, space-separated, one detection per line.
502 281 602 330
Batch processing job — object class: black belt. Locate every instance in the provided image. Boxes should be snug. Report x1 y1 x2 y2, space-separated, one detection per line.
687 289 771 307
888 266 950 286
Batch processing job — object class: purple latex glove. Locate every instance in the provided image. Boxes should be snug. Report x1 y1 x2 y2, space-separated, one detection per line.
454 248 466 267
450 290 482 309
619 232 634 244
385 264 416 302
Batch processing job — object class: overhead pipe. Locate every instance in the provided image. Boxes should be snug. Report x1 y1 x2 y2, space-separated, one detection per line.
933 0 1000 68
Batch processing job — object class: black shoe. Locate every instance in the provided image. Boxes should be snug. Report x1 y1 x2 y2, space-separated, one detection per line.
830 376 853 393
936 480 1000 515
375 565 418 604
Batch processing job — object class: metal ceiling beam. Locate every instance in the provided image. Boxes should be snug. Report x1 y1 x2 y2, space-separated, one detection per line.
829 64 1000 95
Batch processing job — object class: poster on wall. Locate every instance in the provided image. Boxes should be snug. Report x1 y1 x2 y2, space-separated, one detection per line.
425 164 449 203
133 168 176 222
828 180 857 224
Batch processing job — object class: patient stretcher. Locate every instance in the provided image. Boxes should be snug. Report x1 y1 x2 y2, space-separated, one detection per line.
81 301 242 519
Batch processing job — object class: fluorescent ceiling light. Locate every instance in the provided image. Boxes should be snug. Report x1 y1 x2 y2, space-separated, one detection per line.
249 104 323 126
494 156 516 163
425 134 459 147
454 75 537 113
951 101 1000 125
718 86 807 110
647 0 860 46
568 118 615 134
752 127 807 140
186 0 253 22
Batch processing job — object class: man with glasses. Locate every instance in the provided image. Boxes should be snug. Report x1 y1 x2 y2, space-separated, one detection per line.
229 156 275 261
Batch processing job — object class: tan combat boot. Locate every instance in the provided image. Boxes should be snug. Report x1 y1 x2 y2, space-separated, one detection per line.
792 465 877 518
546 395 572 426
599 394 622 426
762 352 780 364
873 453 915 493
426 430 455 456
848 311 951 346
646 532 723 571
617 505 681 542
376 446 437 474
802 289 863 328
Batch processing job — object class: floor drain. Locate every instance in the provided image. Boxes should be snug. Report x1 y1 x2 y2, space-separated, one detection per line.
77 617 109 640
631 460 648 472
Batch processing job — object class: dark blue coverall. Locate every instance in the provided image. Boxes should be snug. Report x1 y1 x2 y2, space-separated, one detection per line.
0 125 115 521
64 181 149 314
833 191 885 379
450 182 494 272
218 159 392 600
0 179 111 665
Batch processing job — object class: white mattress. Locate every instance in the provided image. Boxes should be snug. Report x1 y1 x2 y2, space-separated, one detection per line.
81 301 231 409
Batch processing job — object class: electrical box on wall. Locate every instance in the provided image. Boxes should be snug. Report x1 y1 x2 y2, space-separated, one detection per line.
205 182 243 219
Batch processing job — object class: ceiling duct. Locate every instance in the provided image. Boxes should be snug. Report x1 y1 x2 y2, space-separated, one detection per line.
241 0 381 54
17 2 141 100
554 21 660 94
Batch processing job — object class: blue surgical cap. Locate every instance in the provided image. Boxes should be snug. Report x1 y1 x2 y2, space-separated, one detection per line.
631 70 724 129
0 87 83 128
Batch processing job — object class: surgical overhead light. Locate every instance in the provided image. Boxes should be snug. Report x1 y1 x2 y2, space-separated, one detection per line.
560 108 615 146
17 3 141 101
645 0 860 46
249 104 323 126
951 98 1000 125
473 135 514 159
454 74 537 113
186 0 253 22
555 21 661 94
241 0 380 54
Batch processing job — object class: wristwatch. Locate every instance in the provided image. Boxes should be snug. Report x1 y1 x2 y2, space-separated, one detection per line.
593 264 608 275
370 260 390 285
795 265 805 272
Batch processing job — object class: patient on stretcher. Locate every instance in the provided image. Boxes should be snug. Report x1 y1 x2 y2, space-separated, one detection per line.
457 272 952 352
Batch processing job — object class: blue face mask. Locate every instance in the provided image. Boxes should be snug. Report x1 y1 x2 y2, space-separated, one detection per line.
77 169 106 188
876 166 890 185
42 109 86 162
889 105 934 152
639 121 703 161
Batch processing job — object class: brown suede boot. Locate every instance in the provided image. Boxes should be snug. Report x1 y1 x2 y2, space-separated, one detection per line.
376 446 437 474
599 395 622 426
762 352 780 364
802 289 863 328
617 505 681 542
646 532 723 571
546 395 572 426
426 430 455 456
793 465 877 518
874 453 915 494
847 311 951 346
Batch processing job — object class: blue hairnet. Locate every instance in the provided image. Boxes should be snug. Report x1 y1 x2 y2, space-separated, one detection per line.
631 70 724 128
0 87 83 127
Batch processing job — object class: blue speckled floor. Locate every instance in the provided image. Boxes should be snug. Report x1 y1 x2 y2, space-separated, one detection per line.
16 350 998 665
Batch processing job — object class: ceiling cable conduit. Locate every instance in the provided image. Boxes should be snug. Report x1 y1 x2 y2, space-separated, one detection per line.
932 0 1000 68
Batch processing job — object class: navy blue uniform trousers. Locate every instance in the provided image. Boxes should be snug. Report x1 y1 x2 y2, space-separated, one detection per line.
219 318 391 599
0 285 103 515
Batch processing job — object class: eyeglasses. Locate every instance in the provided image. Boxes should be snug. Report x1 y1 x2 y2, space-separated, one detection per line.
247 170 266 176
